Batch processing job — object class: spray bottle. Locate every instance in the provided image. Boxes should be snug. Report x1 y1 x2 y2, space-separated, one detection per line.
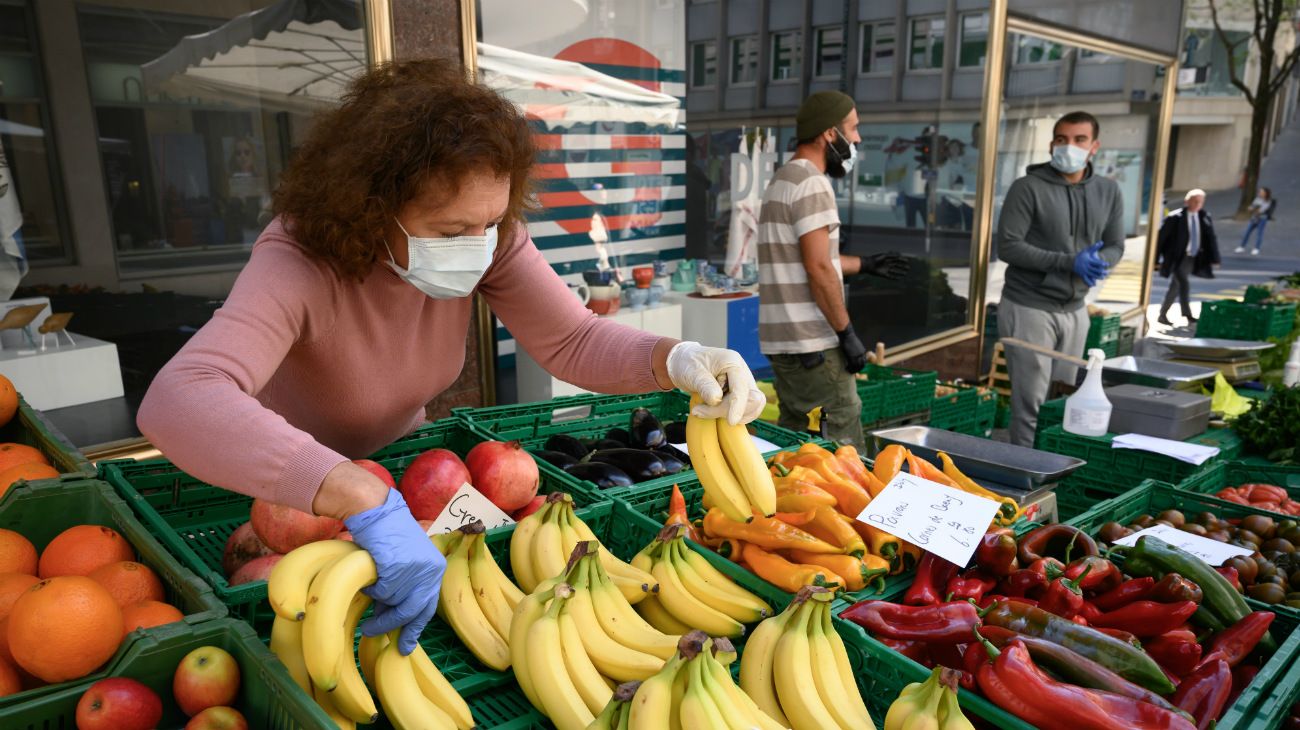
1283 340 1300 388
1064 348 1112 437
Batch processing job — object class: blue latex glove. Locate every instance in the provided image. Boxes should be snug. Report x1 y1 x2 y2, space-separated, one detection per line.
345 488 446 655
1072 241 1109 287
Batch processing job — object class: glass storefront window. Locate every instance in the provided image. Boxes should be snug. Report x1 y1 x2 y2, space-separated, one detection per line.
1178 28 1248 96
815 27 844 79
771 31 802 81
1013 36 1064 65
909 17 946 71
0 0 70 265
860 22 896 75
691 41 718 86
730 35 759 84
959 13 989 68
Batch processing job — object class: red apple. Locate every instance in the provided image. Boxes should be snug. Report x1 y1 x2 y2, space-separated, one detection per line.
173 646 241 717
465 441 539 512
353 459 395 488
512 495 545 520
228 554 283 586
397 449 472 521
75 677 163 730
184 706 248 730
249 499 343 554
221 522 275 578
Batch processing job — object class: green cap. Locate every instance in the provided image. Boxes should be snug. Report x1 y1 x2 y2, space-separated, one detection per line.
796 91 855 142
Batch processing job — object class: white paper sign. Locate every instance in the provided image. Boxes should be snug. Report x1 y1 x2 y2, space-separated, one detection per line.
1112 524 1253 566
425 483 515 535
854 473 1001 567
670 434 781 457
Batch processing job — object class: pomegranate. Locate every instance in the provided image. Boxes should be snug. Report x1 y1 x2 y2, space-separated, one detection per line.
512 495 545 521
221 522 275 578
353 459 395 488
397 449 472 521
228 554 282 586
465 441 539 512
249 500 343 554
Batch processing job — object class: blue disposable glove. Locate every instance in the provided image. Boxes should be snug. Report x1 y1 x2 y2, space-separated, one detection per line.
1072 241 1109 287
345 488 446 655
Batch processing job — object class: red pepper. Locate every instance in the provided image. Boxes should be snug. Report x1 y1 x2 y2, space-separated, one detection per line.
1145 632 1204 677
839 600 980 644
1151 573 1204 605
1000 569 1048 600
980 593 1037 610
1228 664 1259 707
1063 555 1121 593
1091 600 1199 639
1093 577 1157 611
947 568 997 603
879 637 933 665
1077 601 1103 624
1201 611 1275 668
904 551 961 606
1028 557 1065 580
927 640 969 683
976 528 1019 577
1215 566 1243 592
1039 564 1091 619
1173 659 1232 730
1017 524 1100 566
1094 626 1143 647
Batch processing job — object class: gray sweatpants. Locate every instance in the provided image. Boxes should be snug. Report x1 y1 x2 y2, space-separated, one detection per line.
998 299 1089 448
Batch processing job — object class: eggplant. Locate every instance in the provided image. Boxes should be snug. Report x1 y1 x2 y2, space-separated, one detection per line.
663 421 687 444
544 434 589 460
587 448 667 482
604 427 632 445
592 439 626 451
656 443 691 466
565 461 634 489
651 448 686 474
629 408 667 449
534 449 579 470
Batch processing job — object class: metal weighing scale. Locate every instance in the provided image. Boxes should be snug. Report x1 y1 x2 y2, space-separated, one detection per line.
1162 338 1276 384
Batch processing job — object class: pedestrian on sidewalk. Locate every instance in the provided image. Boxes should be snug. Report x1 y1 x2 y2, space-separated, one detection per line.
1234 187 1275 254
1157 189 1219 326
996 111 1124 448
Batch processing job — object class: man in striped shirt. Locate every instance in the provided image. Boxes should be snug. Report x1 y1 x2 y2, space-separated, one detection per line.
758 91 869 450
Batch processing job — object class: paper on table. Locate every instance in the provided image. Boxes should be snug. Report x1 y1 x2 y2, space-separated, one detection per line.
1111 433 1220 466
854 472 1001 567
425 483 515 535
1111 523 1252 566
670 434 781 457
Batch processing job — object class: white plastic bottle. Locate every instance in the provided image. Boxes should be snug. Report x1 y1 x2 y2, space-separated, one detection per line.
1283 340 1300 387
1063 348 1112 437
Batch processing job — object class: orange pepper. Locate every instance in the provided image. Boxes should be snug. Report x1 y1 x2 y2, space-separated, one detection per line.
898 540 922 572
851 521 904 574
873 444 908 485
906 452 960 488
785 454 871 516
786 550 885 593
775 479 838 510
796 442 834 458
702 508 842 554
769 451 793 468
664 483 702 543
834 445 888 497
774 510 816 526
741 543 838 593
799 506 867 557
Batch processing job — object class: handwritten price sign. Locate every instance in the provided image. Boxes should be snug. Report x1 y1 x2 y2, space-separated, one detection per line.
855 472 1000 567
425 483 515 535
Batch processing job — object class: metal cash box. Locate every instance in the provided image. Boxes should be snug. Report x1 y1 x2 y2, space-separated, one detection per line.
1102 384 1211 441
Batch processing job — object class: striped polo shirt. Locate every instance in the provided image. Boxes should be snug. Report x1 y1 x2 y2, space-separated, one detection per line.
757 158 842 354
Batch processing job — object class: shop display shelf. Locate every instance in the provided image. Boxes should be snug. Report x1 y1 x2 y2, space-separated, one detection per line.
0 479 226 710
1176 460 1300 514
1198 300 1298 341
0 394 94 477
454 390 809 504
98 419 581 632
1036 424 1233 488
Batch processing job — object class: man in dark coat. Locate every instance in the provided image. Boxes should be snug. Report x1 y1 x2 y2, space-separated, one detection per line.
1157 189 1219 326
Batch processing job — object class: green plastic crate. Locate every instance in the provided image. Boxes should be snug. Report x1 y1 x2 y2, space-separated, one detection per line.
861 364 938 419
1177 461 1300 515
856 378 886 425
0 395 93 477
1199 300 1298 340
1117 325 1136 356
454 390 809 504
1052 470 1137 522
0 479 226 710
1085 312 1121 349
1245 284 1273 304
928 384 978 431
0 619 334 729
972 389 997 438
1034 399 1066 445
1036 424 1231 487
99 419 581 632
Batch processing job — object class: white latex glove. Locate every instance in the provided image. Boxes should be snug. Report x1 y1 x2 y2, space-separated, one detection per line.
665 341 766 425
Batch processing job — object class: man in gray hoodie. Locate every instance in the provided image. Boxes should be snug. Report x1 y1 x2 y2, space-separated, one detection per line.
997 111 1124 447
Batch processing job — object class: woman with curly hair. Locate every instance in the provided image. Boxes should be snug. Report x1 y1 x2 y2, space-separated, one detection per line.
137 59 764 655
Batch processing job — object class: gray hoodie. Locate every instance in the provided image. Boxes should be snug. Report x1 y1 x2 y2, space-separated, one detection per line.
997 162 1125 313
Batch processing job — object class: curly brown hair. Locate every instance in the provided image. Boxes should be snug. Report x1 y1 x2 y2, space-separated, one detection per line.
273 58 535 280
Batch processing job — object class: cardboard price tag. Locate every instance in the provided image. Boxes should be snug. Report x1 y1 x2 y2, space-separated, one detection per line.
1112 524 1253 566
854 472 1000 567
425 483 515 535
670 434 780 457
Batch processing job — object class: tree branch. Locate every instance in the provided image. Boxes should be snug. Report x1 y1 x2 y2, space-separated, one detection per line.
1209 0 1258 103
1268 46 1300 95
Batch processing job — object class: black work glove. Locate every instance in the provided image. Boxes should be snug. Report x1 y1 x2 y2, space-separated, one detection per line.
860 252 910 281
837 325 869 373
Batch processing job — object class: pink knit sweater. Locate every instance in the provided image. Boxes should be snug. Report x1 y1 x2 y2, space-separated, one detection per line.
136 218 664 513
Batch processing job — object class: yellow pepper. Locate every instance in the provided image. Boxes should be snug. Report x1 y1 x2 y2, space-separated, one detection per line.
937 452 1021 526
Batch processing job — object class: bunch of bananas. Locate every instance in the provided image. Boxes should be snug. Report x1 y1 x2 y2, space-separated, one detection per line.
431 521 522 671
511 541 681 730
686 395 777 521
266 540 473 730
739 586 874 730
593 631 785 730
630 523 772 637
884 667 974 730
510 492 656 602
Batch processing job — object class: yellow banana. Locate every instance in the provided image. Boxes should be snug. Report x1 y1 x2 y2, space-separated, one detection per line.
509 586 548 712
884 672 943 730
717 418 777 517
357 633 387 689
937 681 975 730
373 635 457 730
635 592 693 635
628 653 685 730
268 539 359 621
269 615 310 693
738 608 792 728
678 657 729 729
671 540 770 623
819 599 874 727
569 510 657 599
702 645 787 730
531 508 569 586
301 550 377 692
587 560 679 660
559 603 616 715
410 643 475 730
431 530 461 555
438 533 510 670
466 530 520 638
686 406 753 522
528 584 596 730
807 602 867 730
652 549 744 638
332 592 378 724
510 500 548 592
773 601 840 730
310 681 357 730
567 568 664 682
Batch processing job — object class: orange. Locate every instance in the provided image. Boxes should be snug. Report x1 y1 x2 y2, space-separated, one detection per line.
37 525 134 579
0 376 15 428
0 573 39 620
0 531 36 575
120 600 183 640
8 576 123 683
0 657 17 698
0 444 47 474
0 463 58 497
88 561 164 608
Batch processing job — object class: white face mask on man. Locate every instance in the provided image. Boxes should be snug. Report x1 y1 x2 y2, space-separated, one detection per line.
1049 143 1092 175
386 219 498 299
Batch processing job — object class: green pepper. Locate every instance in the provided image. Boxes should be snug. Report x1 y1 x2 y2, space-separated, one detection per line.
981 600 1176 695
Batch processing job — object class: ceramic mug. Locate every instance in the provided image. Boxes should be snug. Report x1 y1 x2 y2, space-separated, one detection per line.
583 269 615 286
569 282 590 305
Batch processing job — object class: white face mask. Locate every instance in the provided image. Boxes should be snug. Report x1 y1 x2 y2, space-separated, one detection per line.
829 129 859 177
1050 143 1092 174
386 219 498 299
